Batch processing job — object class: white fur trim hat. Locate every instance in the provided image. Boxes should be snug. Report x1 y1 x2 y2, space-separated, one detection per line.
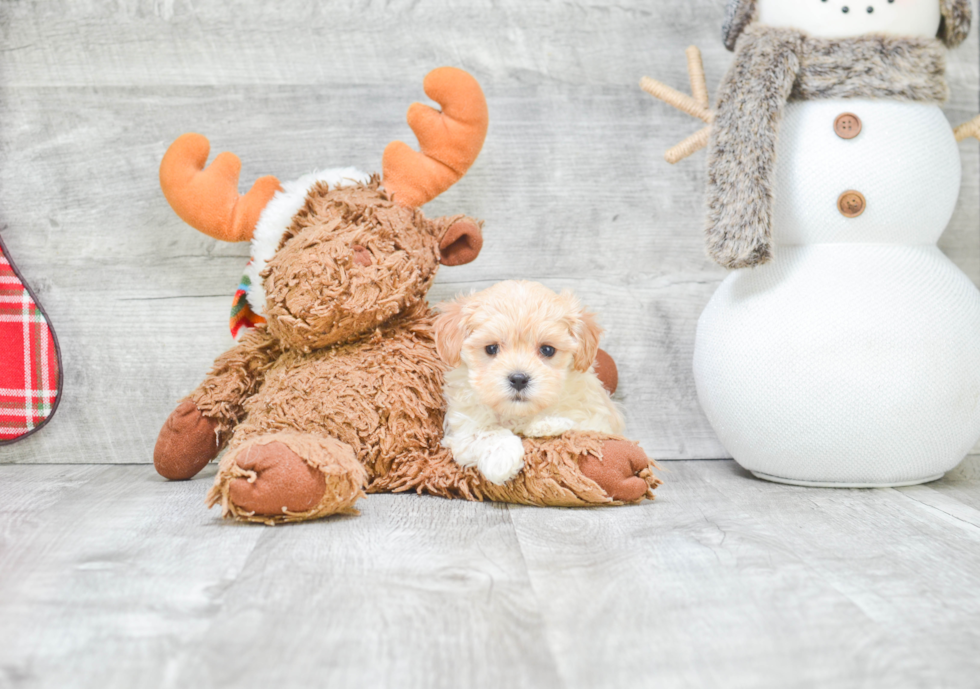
722 0 972 51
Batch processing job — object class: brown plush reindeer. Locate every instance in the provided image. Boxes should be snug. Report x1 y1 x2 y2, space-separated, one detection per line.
153 68 658 524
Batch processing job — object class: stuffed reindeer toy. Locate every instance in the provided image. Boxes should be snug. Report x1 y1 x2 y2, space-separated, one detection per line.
640 0 980 487
154 68 658 523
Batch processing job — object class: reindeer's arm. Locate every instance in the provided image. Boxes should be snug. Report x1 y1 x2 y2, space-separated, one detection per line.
189 326 281 431
154 327 280 480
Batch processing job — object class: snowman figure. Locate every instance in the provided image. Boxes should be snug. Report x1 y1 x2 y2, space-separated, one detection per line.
642 0 980 486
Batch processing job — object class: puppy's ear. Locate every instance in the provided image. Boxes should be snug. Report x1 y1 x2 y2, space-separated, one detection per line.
572 308 603 373
434 299 469 366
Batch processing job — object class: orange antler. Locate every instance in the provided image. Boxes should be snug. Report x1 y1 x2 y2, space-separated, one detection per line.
159 133 282 242
383 67 489 208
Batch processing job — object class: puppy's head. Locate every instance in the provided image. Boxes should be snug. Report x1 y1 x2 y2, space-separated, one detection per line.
435 281 602 418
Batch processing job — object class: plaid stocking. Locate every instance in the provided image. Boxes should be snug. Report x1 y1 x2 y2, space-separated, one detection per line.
0 235 62 444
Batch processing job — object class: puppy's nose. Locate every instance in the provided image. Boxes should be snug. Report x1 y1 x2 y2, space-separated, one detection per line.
508 372 531 391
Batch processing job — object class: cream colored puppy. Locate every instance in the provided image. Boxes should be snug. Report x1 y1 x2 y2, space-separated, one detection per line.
434 280 625 484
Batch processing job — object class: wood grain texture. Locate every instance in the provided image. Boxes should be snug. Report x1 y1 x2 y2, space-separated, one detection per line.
0 0 977 463
1 458 979 688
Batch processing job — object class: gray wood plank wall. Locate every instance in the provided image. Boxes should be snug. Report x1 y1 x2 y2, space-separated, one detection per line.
1 0 978 464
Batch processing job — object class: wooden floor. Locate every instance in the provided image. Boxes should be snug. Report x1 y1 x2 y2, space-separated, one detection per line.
2 457 980 689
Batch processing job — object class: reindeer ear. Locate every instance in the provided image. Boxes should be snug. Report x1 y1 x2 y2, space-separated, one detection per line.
572 307 604 373
434 299 469 366
439 219 483 266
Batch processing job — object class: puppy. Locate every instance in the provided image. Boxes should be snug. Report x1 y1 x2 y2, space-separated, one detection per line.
434 280 625 484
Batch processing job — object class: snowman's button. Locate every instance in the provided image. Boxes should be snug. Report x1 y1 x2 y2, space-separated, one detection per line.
837 190 866 218
834 113 862 139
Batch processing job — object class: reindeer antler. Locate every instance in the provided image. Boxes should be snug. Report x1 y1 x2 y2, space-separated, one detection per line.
640 46 715 164
159 133 282 242
382 67 489 208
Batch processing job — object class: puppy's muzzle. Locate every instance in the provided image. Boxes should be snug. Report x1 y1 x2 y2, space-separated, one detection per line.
508 372 531 392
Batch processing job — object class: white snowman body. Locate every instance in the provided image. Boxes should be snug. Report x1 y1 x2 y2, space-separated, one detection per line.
693 1 980 486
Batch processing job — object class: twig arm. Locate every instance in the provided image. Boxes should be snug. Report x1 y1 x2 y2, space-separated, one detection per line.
665 126 711 164
639 77 714 124
639 45 715 164
685 46 710 109
955 114 980 142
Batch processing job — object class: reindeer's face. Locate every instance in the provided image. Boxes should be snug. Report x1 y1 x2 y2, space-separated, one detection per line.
159 67 490 350
260 179 480 350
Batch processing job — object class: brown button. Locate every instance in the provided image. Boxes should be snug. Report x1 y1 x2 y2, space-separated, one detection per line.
834 113 862 139
837 190 866 218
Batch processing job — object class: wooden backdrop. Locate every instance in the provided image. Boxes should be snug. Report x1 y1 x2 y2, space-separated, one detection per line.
1 0 977 464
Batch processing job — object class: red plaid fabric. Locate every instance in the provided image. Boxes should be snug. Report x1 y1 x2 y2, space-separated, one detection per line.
0 239 61 443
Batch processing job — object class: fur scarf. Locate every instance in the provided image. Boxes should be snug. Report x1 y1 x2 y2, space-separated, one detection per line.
705 25 949 269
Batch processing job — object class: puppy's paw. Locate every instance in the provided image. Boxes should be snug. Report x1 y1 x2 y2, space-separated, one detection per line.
477 433 526 484
523 415 576 438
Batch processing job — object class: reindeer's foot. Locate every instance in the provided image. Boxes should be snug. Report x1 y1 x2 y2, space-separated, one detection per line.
206 432 367 525
579 439 659 503
153 400 222 480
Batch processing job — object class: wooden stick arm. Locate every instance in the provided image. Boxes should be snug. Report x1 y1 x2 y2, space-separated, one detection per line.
666 126 711 164
686 46 710 109
639 77 714 124
640 45 715 164
954 114 980 142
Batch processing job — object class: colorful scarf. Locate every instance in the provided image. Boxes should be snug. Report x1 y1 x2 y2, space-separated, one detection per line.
230 262 265 339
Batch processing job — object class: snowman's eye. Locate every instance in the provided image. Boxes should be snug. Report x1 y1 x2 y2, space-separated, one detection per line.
842 6 850 13
867 5 874 12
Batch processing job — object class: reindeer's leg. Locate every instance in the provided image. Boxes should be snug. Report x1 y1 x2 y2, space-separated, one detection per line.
206 431 367 525
153 328 280 480
381 432 658 507
499 434 658 505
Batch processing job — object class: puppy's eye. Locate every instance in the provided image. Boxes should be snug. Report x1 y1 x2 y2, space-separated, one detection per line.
539 345 556 358
485 344 499 356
